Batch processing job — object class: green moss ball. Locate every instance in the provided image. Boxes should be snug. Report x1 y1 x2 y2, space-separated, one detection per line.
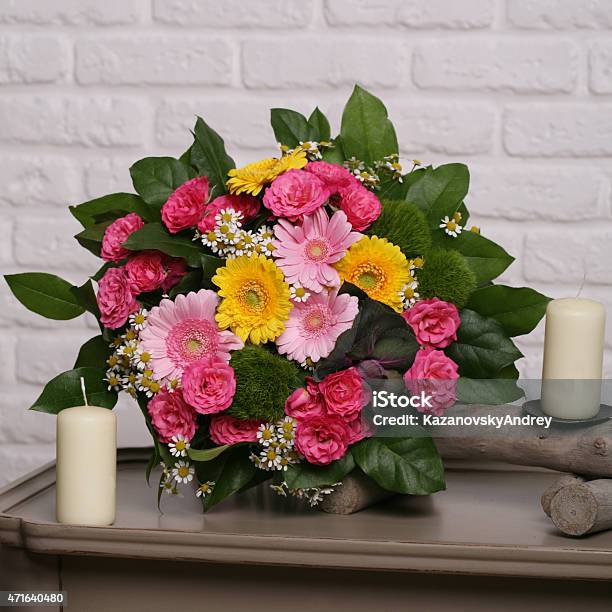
227 345 302 422
367 199 431 257
417 248 476 308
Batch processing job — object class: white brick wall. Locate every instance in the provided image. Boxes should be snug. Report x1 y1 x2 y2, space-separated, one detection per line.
1 0 612 487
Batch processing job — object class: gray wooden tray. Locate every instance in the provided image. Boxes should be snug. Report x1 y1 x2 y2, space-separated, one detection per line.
1 449 612 581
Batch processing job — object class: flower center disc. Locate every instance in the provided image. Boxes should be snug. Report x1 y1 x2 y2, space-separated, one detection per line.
240 281 269 312
166 318 219 369
305 239 329 262
302 305 331 337
354 263 385 291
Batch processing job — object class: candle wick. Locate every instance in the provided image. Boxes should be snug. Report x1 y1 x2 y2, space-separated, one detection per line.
575 269 587 298
80 376 88 406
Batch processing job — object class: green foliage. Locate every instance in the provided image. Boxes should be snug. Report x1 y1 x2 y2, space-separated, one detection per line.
406 163 469 228
5 273 85 320
465 285 550 336
417 248 476 308
445 309 523 379
190 116 235 196
70 193 154 229
433 231 514 286
74 220 112 257
188 445 232 462
352 438 445 495
456 377 524 405
315 288 419 379
123 222 203 267
340 85 399 165
30 367 117 414
270 107 332 148
74 335 112 369
129 157 196 209
283 453 355 490
70 279 100 319
228 346 302 422
367 199 431 257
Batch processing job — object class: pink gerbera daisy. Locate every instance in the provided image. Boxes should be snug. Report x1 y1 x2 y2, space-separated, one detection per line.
276 289 359 364
273 208 361 293
140 289 243 382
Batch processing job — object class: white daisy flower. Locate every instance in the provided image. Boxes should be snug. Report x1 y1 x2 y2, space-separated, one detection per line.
116 340 138 359
195 481 215 498
201 230 220 252
215 208 243 225
289 284 310 303
276 417 296 446
129 309 148 331
160 477 177 495
172 460 194 484
132 347 153 371
257 423 277 447
105 370 122 392
439 215 463 238
168 435 190 458
259 447 282 470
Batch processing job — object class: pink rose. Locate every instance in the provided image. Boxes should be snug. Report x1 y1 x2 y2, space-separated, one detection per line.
100 213 144 263
262 169 329 221
125 251 167 294
162 176 209 234
285 377 326 421
181 355 236 414
97 267 138 329
295 415 350 465
403 348 459 416
337 184 382 231
402 297 460 349
147 388 197 443
304 161 358 194
319 367 370 421
160 255 188 292
197 194 261 233
209 414 261 445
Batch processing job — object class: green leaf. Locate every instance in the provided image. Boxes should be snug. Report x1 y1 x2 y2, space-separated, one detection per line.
30 367 117 414
190 116 235 195
465 285 550 337
129 157 196 209
308 107 331 142
70 193 154 229
340 85 398 165
456 378 524 405
406 163 469 228
445 309 523 378
352 438 445 495
195 447 256 512
74 335 112 369
123 222 203 267
321 137 346 164
168 268 202 298
74 220 113 257
200 252 223 288
284 453 355 490
188 445 231 462
70 279 100 319
5 273 85 320
434 231 514 285
271 108 311 148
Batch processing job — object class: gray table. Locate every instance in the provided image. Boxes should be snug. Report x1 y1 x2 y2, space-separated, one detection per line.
1 449 611 611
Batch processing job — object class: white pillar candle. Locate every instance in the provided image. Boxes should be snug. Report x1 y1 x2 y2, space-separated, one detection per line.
56 405 117 525
541 298 606 420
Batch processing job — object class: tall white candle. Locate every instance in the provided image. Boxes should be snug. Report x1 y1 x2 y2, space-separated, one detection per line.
56 405 116 525
541 298 606 420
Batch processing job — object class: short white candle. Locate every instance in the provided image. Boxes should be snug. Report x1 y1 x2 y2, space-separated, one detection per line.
56 405 117 525
541 298 606 420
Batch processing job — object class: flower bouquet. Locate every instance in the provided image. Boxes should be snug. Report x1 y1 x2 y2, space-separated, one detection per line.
5 86 550 511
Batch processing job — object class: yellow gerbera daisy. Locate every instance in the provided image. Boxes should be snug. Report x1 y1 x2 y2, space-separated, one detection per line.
226 149 307 196
334 236 410 313
212 254 292 344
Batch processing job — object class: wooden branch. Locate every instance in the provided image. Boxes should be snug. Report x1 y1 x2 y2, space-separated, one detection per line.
550 480 612 536
319 470 391 515
434 404 612 478
541 474 586 517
